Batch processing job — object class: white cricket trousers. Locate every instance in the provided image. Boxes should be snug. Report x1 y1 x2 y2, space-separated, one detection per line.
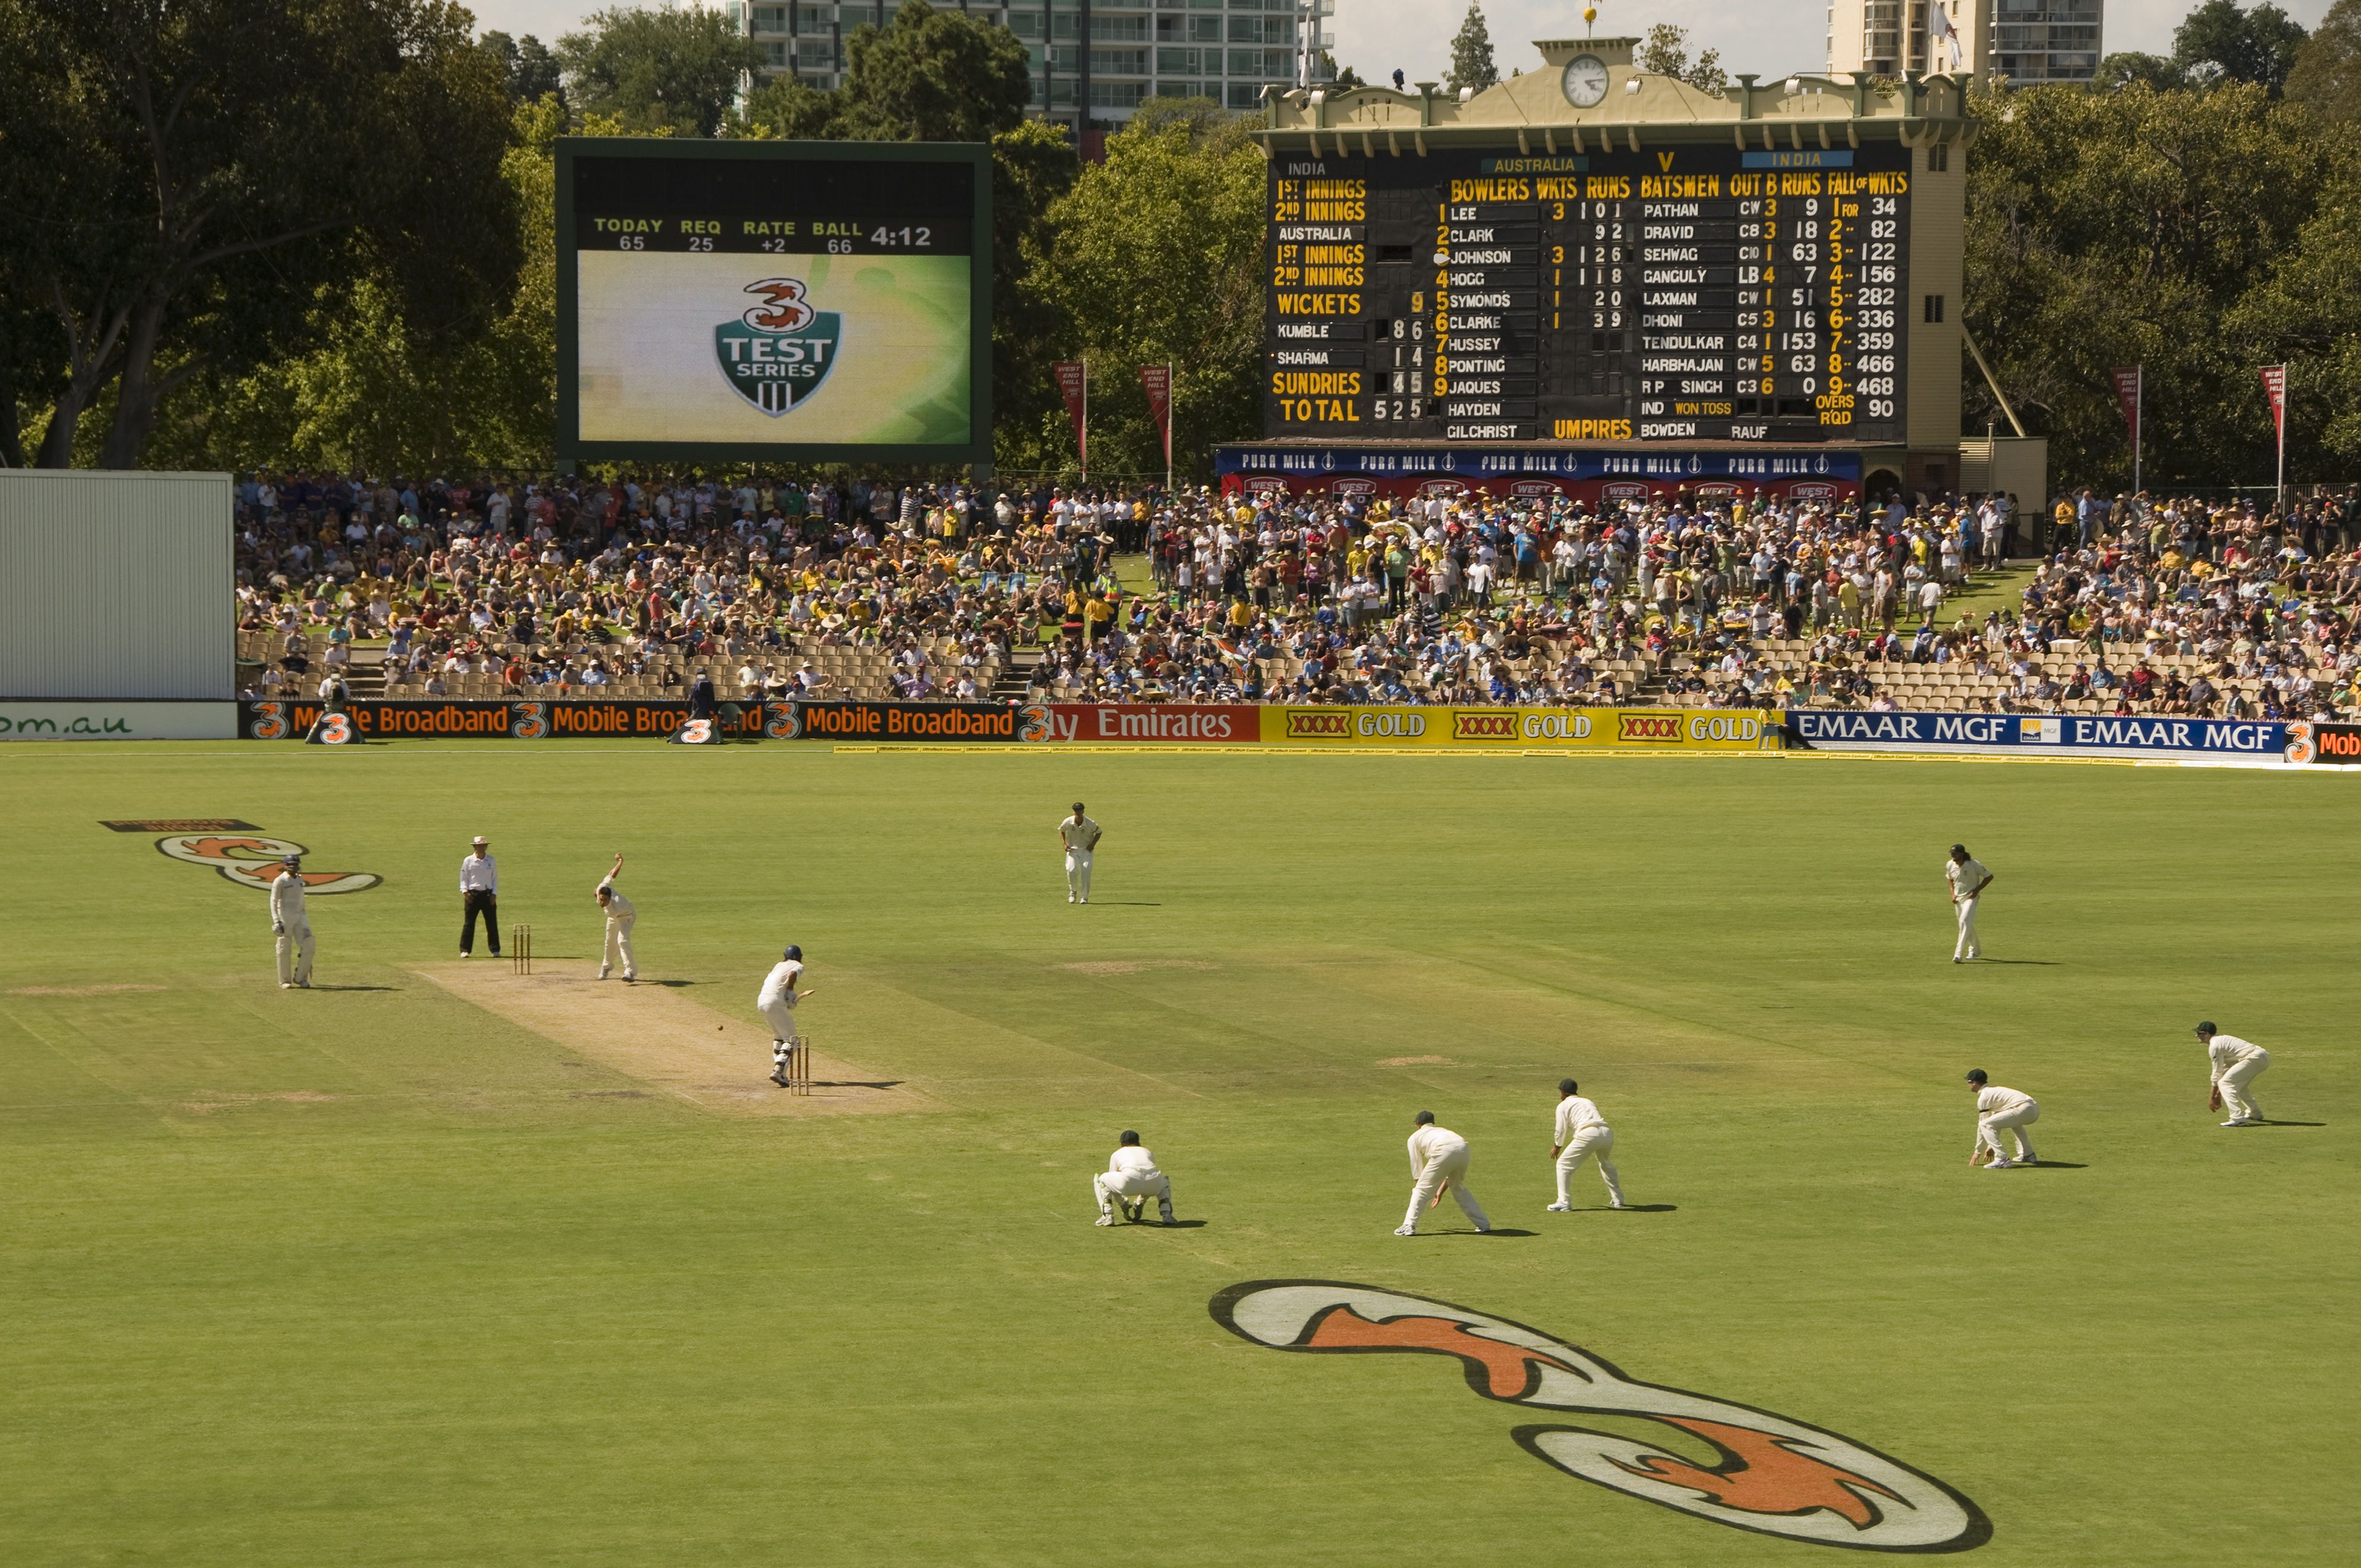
1978 1101 2038 1162
600 914 636 979
2218 1052 2269 1121
1065 849 1093 902
760 1000 798 1043
1556 1128 1624 1206
1094 1168 1172 1219
1954 896 1981 960
1405 1143 1489 1232
276 922 314 985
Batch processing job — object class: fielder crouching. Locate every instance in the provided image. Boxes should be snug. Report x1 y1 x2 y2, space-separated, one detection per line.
1093 1130 1175 1225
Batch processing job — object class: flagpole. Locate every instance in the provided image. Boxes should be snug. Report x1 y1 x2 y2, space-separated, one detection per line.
2275 364 2286 519
1165 361 1175 497
2133 365 2142 495
1081 359 1089 485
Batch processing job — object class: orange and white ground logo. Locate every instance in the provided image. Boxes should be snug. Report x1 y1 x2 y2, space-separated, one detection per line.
1210 1281 1990 1552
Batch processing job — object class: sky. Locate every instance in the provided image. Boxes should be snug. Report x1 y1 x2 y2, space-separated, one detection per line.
462 0 2338 83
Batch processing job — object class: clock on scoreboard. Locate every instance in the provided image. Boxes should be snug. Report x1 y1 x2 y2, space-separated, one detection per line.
1264 143 1910 447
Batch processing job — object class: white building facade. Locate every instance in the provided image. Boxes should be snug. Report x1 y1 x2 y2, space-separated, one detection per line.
1826 0 2101 84
728 0 1335 125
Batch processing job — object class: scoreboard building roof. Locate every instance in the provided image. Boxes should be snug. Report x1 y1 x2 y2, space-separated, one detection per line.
1237 38 1977 502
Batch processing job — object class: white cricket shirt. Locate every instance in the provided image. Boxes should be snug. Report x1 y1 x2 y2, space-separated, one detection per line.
1946 858 1990 898
597 875 634 920
1554 1096 1609 1142
757 959 804 1010
1975 1085 2035 1115
1407 1124 1468 1171
460 853 498 893
1060 815 1100 851
1108 1146 1161 1178
2207 1035 2267 1082
270 872 308 928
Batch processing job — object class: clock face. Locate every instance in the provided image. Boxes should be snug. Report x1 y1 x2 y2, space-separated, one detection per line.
1562 53 1610 108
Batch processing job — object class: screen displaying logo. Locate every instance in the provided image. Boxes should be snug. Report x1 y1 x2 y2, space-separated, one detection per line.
716 278 842 415
1211 1281 1989 1553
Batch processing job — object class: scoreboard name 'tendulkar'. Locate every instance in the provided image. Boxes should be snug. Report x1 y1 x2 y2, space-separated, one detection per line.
1263 144 1910 446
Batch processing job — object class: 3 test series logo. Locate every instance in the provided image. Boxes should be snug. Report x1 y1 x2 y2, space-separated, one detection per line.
112 823 381 895
1212 1282 1989 1553
716 278 842 415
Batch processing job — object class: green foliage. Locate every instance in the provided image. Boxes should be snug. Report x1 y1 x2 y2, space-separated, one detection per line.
1635 23 1728 97
0 0 520 469
2172 0 2309 93
2094 51 2186 91
1031 103 1264 482
556 3 764 138
1446 2 1498 94
2285 0 2361 126
480 29 565 106
1961 78 2361 489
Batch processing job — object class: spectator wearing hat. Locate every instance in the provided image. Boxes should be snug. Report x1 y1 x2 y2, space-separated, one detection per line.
270 855 313 988
459 836 500 957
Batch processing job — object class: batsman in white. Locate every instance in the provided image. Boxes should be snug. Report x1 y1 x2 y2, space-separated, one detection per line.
1945 843 1993 963
1545 1077 1626 1210
1964 1068 2040 1168
757 944 812 1086
594 853 636 982
269 854 313 989
1092 1130 1176 1225
2196 1020 2270 1127
1058 801 1101 903
1397 1111 1490 1236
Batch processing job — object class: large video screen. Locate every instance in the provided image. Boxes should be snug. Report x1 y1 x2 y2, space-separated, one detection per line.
557 139 991 464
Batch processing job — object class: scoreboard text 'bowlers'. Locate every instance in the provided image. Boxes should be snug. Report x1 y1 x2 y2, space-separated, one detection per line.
557 138 992 464
1265 145 1910 446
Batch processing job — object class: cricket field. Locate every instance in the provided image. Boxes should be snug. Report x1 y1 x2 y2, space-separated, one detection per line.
2 740 2353 1566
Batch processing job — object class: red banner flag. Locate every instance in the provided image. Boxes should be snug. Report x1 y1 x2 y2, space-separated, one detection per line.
1053 361 1087 466
2110 366 2141 445
2259 364 2287 441
1139 365 1172 463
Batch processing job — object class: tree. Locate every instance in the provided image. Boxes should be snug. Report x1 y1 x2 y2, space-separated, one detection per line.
1962 78 2343 488
2173 0 2308 94
1446 2 1498 94
1635 23 1728 96
2094 51 2185 91
1035 106 1263 482
481 29 564 106
1328 60 1366 90
0 0 521 469
2285 0 2361 125
557 4 764 138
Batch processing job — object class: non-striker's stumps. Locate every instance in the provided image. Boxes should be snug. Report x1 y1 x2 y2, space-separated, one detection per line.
511 924 532 975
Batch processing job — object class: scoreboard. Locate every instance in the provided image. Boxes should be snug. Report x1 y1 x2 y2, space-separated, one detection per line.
1265 146 1911 447
557 138 992 464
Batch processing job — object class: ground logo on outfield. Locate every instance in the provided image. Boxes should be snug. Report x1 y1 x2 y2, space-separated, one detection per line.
1210 1281 1990 1553
139 829 382 894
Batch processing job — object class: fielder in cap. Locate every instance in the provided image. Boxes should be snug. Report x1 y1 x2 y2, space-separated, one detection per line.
1093 1130 1175 1225
2196 1022 2271 1127
1964 1069 2040 1168
270 855 313 988
1398 1111 1490 1235
1058 801 1102 903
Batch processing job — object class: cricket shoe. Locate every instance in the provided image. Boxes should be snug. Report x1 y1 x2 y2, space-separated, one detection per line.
1095 1215 1114 1226
1393 1225 1417 1237
1983 1159 2014 1169
1159 1206 1176 1224
1545 1202 1570 1212
2221 1118 2257 1127
280 982 295 989
1608 1200 1626 1209
769 1068 789 1087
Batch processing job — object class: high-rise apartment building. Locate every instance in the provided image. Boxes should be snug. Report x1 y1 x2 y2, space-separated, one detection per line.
726 0 1335 125
1826 0 2100 84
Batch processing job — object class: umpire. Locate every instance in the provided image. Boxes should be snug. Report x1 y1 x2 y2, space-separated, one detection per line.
460 834 501 957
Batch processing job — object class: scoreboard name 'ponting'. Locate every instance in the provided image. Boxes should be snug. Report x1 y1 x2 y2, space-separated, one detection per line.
1264 147 1912 446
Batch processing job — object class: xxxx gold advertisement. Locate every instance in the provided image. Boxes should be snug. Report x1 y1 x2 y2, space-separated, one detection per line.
1258 706 1772 748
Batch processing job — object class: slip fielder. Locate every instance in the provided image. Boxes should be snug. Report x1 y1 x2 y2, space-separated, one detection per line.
1058 801 1102 903
2196 1021 2270 1127
270 855 313 988
1946 844 1993 963
1398 1111 1490 1236
1092 1130 1175 1225
758 944 812 1086
1546 1079 1626 1210
1964 1069 2040 1168
595 854 637 982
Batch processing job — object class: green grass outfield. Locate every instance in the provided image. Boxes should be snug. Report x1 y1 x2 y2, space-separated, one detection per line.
1 741 2353 1566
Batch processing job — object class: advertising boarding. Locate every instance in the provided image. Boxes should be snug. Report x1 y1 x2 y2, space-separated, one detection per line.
1787 709 2303 765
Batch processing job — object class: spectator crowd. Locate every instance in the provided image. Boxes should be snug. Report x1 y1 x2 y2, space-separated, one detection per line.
230 467 2361 723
